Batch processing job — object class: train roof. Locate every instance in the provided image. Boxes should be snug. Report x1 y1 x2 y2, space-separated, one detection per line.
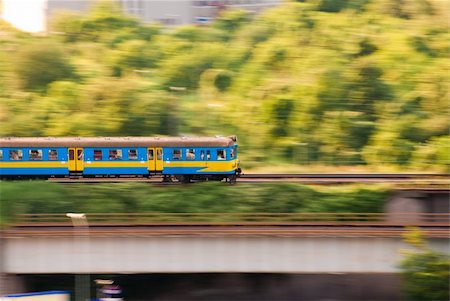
0 136 238 147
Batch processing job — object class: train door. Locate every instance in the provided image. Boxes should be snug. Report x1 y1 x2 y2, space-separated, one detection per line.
68 148 84 172
148 148 163 172
155 148 163 171
147 148 155 171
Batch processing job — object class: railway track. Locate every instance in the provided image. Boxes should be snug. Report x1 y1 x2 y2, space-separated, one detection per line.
4 213 449 238
3 226 449 238
44 173 450 185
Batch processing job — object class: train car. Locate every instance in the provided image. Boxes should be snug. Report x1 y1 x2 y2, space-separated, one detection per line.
0 136 241 182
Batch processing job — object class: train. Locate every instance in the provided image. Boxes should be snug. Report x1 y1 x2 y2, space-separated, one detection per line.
0 136 241 183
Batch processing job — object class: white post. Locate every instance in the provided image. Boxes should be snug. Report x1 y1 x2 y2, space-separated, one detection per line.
66 213 90 301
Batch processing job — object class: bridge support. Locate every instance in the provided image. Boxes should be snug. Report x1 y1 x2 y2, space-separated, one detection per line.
0 237 25 295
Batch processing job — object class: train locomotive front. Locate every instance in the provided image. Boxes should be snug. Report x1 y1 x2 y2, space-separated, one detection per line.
0 136 241 182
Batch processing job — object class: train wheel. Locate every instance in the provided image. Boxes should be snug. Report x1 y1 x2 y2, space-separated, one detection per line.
175 175 191 183
228 174 237 185
183 175 192 183
162 175 173 182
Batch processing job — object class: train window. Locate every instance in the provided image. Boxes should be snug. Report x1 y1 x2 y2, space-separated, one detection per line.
94 150 102 161
128 149 137 160
217 149 226 160
206 150 211 160
49 149 58 160
200 150 205 160
148 149 154 160
109 149 122 160
0 149 2 160
29 149 42 160
173 149 181 160
9 150 23 160
186 149 195 160
230 148 235 159
157 149 162 160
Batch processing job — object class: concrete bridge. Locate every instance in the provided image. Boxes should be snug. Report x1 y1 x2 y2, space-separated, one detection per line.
2 232 448 275
0 189 448 299
1 227 449 296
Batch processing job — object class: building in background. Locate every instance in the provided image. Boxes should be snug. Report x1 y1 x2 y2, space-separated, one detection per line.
2 0 48 32
1 0 280 33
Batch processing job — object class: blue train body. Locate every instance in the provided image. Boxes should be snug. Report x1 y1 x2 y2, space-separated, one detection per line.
0 137 241 182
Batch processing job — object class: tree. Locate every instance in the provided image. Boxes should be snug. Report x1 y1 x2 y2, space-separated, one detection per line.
79 1 139 42
15 42 75 91
111 39 160 74
214 9 251 33
400 228 450 301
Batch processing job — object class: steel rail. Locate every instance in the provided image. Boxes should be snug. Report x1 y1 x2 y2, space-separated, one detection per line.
11 213 450 227
43 173 450 185
5 213 449 238
3 227 449 238
240 173 450 179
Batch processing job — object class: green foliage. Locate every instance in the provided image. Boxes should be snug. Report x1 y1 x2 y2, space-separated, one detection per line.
173 25 226 42
380 0 435 19
363 127 415 165
214 9 251 33
270 98 295 137
112 39 160 72
410 136 450 172
51 1 157 45
159 45 223 90
214 70 233 92
400 228 450 301
15 42 75 90
317 0 348 12
356 38 378 57
0 182 389 225
1 0 449 171
79 1 139 42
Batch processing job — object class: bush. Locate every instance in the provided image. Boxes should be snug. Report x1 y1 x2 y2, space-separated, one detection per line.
0 182 389 225
15 42 75 90
400 228 450 301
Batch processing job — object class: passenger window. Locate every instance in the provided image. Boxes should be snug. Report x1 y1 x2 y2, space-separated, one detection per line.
0 149 3 160
128 149 137 160
157 149 162 160
200 150 205 160
148 149 154 160
94 150 102 161
206 150 211 160
230 148 235 159
29 149 42 160
9 150 23 160
173 149 181 160
49 149 58 160
186 149 195 160
109 149 122 160
217 149 226 160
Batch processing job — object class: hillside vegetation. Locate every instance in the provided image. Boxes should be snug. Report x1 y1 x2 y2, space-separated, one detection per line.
0 182 389 225
0 0 448 171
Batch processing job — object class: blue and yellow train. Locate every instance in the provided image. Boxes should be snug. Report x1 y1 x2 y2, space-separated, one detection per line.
0 136 241 182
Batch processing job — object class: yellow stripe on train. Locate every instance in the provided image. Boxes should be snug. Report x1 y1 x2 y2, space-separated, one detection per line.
0 162 69 168
164 160 238 172
84 161 147 168
0 159 238 171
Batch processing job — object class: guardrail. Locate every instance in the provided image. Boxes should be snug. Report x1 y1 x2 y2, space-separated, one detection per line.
12 212 450 227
